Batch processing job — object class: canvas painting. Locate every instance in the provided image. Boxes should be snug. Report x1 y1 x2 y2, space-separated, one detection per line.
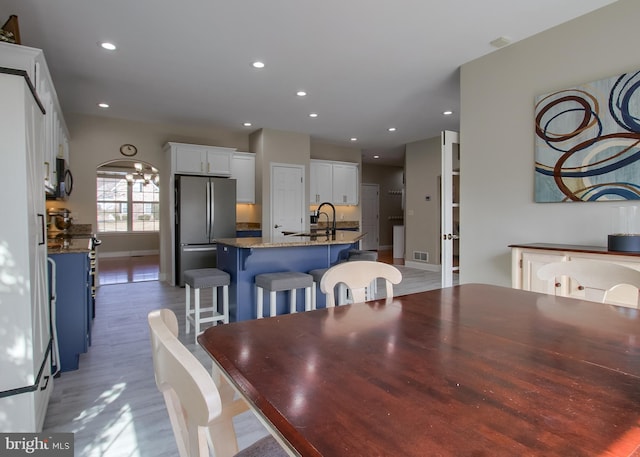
534 71 640 202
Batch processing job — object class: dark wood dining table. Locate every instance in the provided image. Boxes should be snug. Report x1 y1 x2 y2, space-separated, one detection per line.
198 283 640 456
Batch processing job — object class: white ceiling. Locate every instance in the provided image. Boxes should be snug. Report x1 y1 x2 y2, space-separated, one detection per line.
3 1 617 165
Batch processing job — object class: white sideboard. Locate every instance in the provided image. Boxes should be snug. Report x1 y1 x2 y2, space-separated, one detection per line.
510 243 640 306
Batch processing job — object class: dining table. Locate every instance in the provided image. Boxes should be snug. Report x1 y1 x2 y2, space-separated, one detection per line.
198 283 640 456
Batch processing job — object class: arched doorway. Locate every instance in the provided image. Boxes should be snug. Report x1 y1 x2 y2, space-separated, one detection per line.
96 159 161 284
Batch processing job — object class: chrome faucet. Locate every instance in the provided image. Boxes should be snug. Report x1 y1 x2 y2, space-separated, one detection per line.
316 202 336 236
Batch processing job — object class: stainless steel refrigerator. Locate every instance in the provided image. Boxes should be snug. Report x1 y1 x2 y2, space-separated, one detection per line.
175 175 236 286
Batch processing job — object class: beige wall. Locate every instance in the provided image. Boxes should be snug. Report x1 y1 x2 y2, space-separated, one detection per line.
361 163 404 247
460 0 639 286
251 128 310 234
405 137 440 267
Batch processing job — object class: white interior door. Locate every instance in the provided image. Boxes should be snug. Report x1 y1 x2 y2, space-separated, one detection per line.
271 163 305 237
361 183 379 250
441 130 460 287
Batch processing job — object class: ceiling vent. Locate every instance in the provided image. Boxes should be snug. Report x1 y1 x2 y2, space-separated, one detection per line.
490 36 512 49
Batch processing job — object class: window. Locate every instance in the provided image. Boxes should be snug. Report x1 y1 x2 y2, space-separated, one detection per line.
97 173 159 232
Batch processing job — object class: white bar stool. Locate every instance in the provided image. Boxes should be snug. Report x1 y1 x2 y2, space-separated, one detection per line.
184 268 230 343
255 272 313 318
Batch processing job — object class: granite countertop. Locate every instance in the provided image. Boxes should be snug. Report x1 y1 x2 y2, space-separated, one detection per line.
47 223 94 254
47 238 92 254
217 230 365 248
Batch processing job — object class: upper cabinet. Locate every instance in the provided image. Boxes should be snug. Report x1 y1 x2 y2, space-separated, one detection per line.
231 152 255 204
310 160 333 204
0 43 70 193
332 162 358 205
167 142 234 176
310 159 359 205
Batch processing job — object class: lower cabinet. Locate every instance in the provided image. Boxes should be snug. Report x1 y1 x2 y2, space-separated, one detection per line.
49 252 91 372
510 243 640 305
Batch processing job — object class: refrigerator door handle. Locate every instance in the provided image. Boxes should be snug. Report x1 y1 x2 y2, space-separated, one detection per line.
182 245 218 252
209 181 215 242
205 180 211 240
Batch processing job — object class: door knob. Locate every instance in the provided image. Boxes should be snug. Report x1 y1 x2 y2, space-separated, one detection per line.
274 224 282 228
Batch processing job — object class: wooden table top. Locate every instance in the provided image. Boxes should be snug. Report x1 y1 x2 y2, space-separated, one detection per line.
198 284 640 456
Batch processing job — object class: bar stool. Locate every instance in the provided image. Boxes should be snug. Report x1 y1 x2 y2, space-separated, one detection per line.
255 272 313 318
184 268 230 343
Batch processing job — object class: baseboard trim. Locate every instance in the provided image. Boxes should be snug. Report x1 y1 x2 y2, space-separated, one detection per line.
98 249 159 259
404 261 441 272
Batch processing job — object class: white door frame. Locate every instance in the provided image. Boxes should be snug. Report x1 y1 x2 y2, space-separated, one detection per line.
441 130 460 287
270 162 305 238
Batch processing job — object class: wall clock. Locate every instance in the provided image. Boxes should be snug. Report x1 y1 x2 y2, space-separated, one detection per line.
120 144 138 157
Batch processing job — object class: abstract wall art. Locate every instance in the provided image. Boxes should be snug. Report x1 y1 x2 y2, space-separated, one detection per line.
534 70 640 202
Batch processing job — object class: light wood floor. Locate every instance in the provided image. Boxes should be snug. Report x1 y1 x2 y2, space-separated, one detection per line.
43 253 452 456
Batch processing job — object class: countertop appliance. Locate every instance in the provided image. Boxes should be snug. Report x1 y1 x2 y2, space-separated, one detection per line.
175 175 236 286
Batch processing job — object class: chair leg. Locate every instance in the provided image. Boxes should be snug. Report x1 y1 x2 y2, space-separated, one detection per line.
304 286 312 311
222 285 229 324
269 290 277 317
185 283 191 334
194 288 201 343
290 288 297 314
256 285 263 319
311 281 317 310
212 285 218 319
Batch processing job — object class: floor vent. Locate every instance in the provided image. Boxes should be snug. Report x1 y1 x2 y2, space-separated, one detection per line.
413 251 429 262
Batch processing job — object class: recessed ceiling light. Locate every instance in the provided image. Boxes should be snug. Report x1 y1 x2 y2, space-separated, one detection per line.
100 42 116 51
373 155 380 159
388 127 397 132
309 113 318 118
243 122 252 127
98 102 109 108
443 110 453 115
350 138 357 142
296 91 307 97
252 61 265 69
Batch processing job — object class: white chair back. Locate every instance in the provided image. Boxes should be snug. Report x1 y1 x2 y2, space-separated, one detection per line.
320 261 402 307
148 309 241 457
537 260 640 308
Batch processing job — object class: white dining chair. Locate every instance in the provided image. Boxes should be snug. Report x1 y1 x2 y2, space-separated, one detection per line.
319 260 402 307
537 260 640 308
148 309 287 457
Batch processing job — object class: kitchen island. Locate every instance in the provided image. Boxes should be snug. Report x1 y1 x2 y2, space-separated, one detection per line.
217 230 365 321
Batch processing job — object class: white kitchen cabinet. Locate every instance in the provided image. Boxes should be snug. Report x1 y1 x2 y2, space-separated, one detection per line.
332 162 358 205
310 160 358 205
167 142 234 176
0 66 52 431
231 152 255 203
0 43 70 192
511 243 640 305
310 160 333 204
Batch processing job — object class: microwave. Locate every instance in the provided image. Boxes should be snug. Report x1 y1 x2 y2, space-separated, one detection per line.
49 158 73 199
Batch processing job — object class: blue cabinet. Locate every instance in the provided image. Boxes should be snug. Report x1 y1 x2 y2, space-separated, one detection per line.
49 253 91 372
236 230 262 238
